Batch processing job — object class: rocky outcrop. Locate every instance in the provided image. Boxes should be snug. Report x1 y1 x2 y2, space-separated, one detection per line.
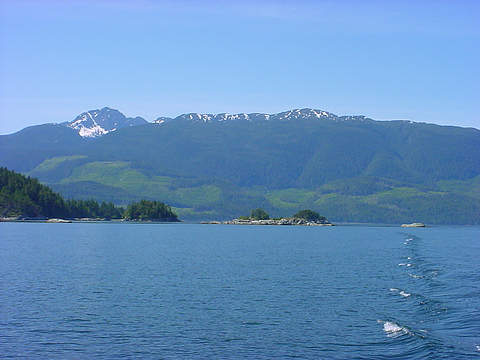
0 217 21 222
0 217 71 223
46 218 72 223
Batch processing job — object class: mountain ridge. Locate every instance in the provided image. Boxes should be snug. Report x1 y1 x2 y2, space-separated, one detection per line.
60 107 411 138
15 106 474 139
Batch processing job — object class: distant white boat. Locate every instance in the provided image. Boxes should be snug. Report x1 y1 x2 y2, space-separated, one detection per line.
401 222 426 227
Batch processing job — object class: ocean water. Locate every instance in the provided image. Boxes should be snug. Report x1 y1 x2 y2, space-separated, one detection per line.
0 223 479 359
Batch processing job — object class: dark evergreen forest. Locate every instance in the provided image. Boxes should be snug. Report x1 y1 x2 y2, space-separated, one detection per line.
0 167 178 221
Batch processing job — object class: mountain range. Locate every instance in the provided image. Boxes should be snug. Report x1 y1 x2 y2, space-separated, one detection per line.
61 107 362 138
1 107 479 224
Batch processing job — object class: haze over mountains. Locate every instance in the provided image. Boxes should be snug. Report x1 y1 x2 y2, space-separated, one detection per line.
1 107 480 224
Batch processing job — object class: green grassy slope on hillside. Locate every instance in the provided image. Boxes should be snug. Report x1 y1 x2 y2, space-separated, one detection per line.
35 161 480 224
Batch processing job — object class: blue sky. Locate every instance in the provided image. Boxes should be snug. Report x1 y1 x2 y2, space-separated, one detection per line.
0 0 479 134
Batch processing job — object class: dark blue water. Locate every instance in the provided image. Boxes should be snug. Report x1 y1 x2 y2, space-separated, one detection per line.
0 223 479 359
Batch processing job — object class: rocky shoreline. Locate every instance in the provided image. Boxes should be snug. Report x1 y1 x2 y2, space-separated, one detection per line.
0 217 183 223
203 218 334 226
0 217 113 223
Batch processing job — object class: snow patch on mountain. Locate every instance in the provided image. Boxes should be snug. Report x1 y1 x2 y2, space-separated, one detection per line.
78 125 109 138
154 117 173 124
172 108 352 123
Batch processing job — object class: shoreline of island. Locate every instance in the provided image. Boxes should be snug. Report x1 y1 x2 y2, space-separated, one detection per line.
202 218 334 226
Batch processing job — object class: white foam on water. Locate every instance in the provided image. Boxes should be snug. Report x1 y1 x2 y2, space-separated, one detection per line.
407 257 412 260
406 263 413 267
398 263 407 266
379 320 409 337
383 321 403 332
389 288 411 297
409 274 422 279
476 345 480 352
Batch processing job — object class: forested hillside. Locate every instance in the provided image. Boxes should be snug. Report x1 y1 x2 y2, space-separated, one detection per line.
0 167 122 218
1 108 479 224
0 168 178 221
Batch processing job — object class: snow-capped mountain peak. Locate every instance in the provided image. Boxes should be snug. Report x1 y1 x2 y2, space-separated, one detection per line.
65 107 147 138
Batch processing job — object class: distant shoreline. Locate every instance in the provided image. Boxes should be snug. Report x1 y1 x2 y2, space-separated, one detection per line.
0 217 181 224
2 218 465 227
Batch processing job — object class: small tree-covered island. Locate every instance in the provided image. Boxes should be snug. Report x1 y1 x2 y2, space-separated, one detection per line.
210 208 333 226
0 167 179 222
124 200 178 222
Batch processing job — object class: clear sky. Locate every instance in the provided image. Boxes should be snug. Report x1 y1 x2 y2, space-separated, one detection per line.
0 0 479 134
